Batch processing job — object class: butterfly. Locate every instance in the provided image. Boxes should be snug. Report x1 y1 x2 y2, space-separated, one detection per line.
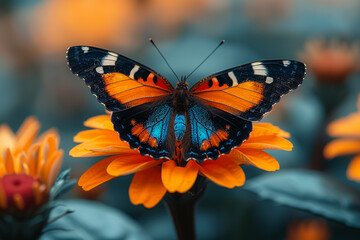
67 45 305 162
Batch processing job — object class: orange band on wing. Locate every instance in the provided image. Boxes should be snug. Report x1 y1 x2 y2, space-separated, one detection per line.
131 121 158 148
194 81 265 114
201 130 229 151
103 73 170 108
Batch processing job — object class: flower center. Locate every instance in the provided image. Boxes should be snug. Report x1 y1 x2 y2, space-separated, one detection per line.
0 173 41 210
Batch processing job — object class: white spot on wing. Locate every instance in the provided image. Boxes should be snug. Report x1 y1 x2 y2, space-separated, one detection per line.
129 65 140 79
251 62 268 76
96 66 104 74
101 54 118 66
105 54 118 61
283 60 290 67
82 46 89 53
101 59 115 66
227 71 238 86
108 52 118 57
265 76 274 84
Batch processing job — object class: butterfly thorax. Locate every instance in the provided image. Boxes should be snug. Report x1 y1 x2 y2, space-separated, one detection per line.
173 80 190 113
172 80 190 144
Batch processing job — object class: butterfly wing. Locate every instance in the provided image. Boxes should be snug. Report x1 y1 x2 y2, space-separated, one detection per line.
191 60 306 121
66 46 174 111
183 60 305 161
67 46 176 159
112 99 176 159
183 99 252 161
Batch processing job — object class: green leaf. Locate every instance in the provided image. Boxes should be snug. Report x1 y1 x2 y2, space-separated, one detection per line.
244 169 360 228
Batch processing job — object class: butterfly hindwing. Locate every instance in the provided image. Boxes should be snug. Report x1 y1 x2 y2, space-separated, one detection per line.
111 98 176 159
191 60 305 121
66 46 174 111
182 99 253 161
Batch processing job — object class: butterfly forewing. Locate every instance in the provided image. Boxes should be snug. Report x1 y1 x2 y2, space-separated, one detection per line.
191 60 305 121
67 46 176 159
66 46 174 111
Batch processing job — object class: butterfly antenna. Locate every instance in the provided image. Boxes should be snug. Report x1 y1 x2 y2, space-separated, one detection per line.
149 38 180 82
186 40 225 80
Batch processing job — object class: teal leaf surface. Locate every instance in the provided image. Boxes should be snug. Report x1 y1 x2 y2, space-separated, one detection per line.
40 200 151 240
244 169 360 228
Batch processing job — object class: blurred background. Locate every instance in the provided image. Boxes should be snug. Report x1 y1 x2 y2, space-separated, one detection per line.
1 0 360 239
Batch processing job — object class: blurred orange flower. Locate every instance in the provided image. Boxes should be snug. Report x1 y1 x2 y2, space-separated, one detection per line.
324 95 360 181
299 39 359 84
71 114 293 208
243 0 292 27
286 219 330 240
0 117 63 213
27 0 210 54
142 0 207 37
28 0 141 54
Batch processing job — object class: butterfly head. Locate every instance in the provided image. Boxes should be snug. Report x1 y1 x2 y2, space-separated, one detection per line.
176 77 189 90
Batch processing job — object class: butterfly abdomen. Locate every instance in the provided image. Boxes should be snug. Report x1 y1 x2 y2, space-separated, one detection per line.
174 114 186 141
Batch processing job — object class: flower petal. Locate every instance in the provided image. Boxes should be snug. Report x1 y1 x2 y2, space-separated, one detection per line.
70 135 135 157
36 128 59 145
327 113 360 137
347 155 360 182
161 160 199 193
68 146 95 157
253 123 290 138
199 157 245 188
44 150 63 187
107 155 161 176
84 115 114 130
230 148 279 171
15 117 40 154
4 148 15 173
78 156 118 191
0 124 15 153
240 135 293 151
324 139 360 159
74 129 119 143
129 166 166 208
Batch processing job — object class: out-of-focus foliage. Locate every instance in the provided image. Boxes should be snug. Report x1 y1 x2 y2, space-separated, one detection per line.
245 169 360 228
41 200 151 240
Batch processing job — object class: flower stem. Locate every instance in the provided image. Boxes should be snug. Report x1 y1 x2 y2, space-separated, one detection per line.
165 194 196 240
163 176 207 240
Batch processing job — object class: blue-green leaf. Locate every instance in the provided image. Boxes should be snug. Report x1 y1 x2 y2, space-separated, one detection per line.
244 169 360 228
40 199 151 240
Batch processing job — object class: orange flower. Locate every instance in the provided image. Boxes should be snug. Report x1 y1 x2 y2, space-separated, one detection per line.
299 39 359 84
0 117 63 212
28 0 141 54
71 114 293 208
243 0 292 27
324 95 360 181
286 219 330 240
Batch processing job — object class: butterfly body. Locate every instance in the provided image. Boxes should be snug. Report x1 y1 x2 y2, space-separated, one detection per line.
173 79 190 112
67 46 305 162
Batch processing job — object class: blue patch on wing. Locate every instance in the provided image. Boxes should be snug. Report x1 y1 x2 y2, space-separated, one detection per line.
111 100 176 159
187 104 217 160
189 105 214 146
183 101 253 161
145 105 173 144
